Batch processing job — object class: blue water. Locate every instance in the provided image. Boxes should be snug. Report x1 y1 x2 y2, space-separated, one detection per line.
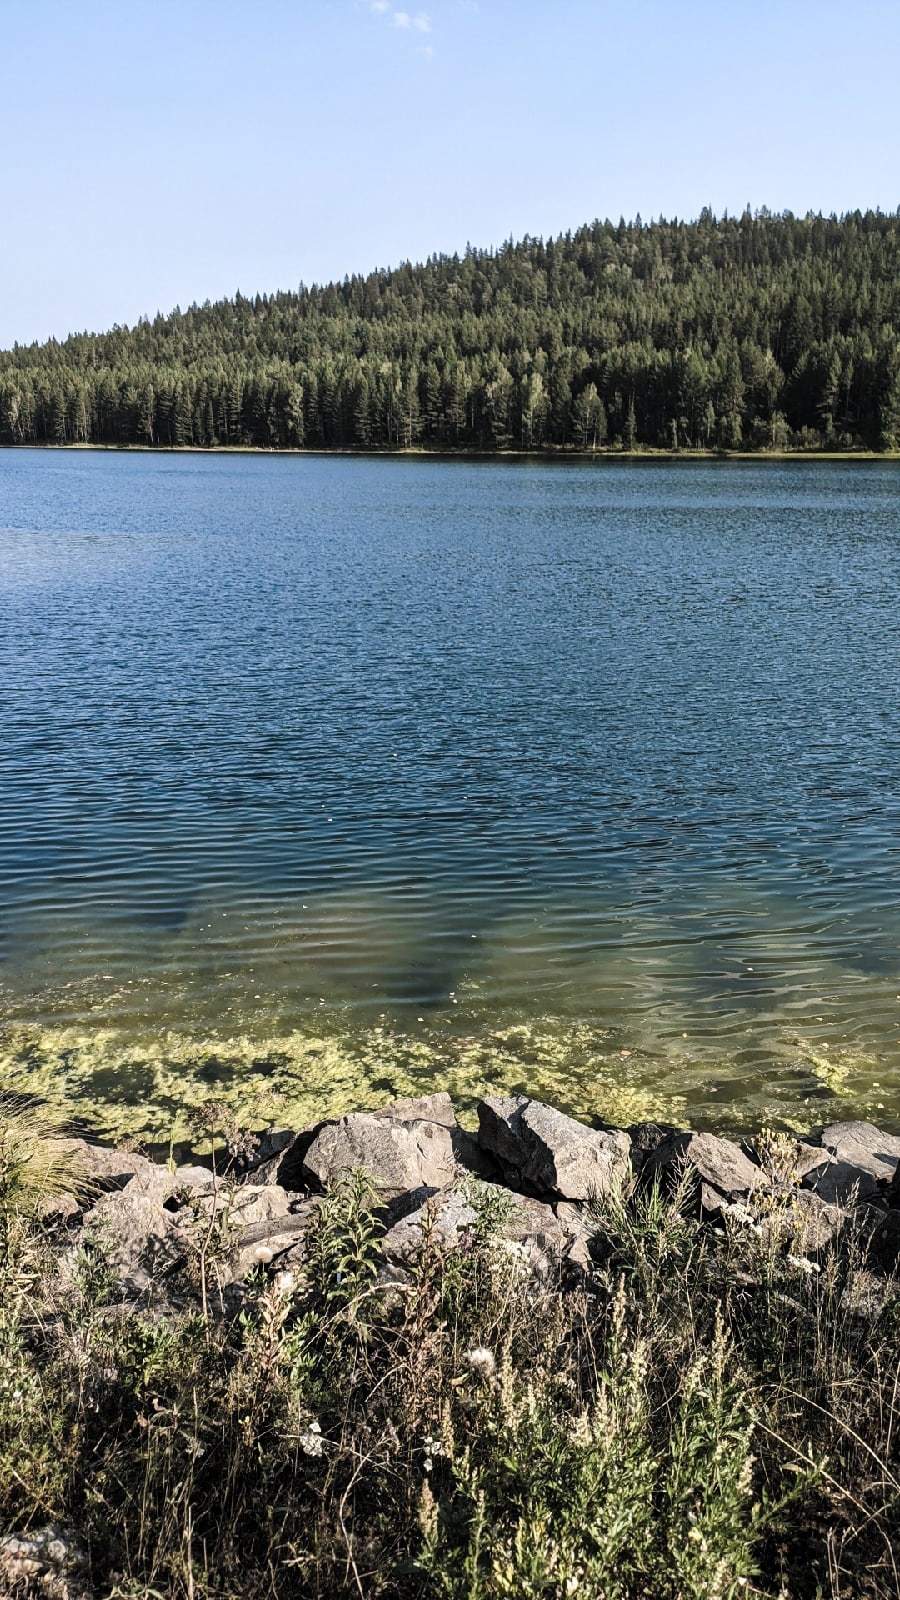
2 449 900 1136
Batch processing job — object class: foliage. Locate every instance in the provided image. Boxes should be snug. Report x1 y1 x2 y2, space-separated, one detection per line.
0 1148 898 1598
3 209 900 454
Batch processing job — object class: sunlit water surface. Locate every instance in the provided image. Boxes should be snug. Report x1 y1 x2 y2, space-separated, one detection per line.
2 450 900 1140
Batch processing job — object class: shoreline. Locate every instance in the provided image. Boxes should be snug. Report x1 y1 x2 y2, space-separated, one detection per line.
2 441 899 463
3 1087 899 1597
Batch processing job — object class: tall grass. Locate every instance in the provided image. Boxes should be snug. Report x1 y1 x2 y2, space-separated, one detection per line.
1 1137 898 1597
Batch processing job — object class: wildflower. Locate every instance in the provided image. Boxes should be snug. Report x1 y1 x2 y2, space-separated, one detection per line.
252 1245 274 1265
422 1434 446 1472
464 1346 496 1379
299 1420 323 1457
274 1269 295 1295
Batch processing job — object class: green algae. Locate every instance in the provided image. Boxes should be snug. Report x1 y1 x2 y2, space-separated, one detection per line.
3 997 898 1147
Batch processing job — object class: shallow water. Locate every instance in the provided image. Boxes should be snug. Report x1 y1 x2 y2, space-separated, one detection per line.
2 450 900 1139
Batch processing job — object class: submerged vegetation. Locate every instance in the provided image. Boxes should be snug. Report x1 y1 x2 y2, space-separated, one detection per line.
2 209 900 454
2 1107 900 1598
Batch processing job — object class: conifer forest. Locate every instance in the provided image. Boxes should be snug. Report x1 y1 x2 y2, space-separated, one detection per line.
3 209 900 453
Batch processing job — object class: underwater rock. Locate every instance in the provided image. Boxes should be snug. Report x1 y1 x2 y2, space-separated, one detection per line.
477 1095 631 1200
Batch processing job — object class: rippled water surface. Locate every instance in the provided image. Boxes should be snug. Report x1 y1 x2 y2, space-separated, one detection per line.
2 449 900 1138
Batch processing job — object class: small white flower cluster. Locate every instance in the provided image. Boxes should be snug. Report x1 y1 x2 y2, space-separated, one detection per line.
273 1270 296 1295
463 1346 496 1379
422 1434 446 1472
298 1420 323 1458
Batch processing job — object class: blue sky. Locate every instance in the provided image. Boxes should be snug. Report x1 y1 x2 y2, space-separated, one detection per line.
2 0 898 348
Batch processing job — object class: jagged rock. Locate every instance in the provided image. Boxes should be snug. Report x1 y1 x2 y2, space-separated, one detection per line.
802 1121 900 1205
0 1526 90 1599
728 1188 846 1255
477 1096 631 1200
194 1183 293 1230
228 1208 314 1280
300 1104 461 1198
256 1094 494 1192
625 1121 683 1173
644 1130 769 1214
841 1268 891 1321
381 1183 590 1279
80 1188 188 1299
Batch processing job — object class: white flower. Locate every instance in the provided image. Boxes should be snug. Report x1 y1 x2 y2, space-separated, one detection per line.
299 1420 323 1457
274 1270 295 1295
252 1245 274 1265
463 1347 496 1378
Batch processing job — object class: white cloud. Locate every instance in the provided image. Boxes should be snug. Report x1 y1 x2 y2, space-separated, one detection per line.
392 10 430 30
370 1 390 11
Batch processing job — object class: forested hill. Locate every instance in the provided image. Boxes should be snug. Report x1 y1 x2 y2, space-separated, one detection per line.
3 209 900 453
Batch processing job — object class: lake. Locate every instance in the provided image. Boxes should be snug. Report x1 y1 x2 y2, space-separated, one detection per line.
2 449 900 1141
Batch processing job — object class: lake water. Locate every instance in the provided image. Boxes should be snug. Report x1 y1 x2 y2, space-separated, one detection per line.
2 449 900 1141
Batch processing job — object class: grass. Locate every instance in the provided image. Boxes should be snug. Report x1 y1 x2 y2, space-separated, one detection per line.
1 1125 898 1598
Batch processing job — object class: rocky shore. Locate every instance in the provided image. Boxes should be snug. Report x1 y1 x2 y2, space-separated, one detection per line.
36 1093 900 1315
5 1094 900 1600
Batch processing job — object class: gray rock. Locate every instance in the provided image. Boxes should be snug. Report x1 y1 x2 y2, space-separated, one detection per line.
841 1268 891 1321
745 1188 846 1255
477 1096 631 1200
644 1130 769 1213
228 1209 313 1280
382 1183 589 1277
81 1188 188 1298
371 1091 457 1129
802 1121 900 1205
302 1110 458 1198
195 1183 293 1231
0 1526 90 1600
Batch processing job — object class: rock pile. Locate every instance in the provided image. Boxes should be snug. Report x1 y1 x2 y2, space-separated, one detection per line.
43 1096 900 1315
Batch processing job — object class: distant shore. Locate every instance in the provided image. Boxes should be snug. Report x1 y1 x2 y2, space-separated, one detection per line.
3 441 899 462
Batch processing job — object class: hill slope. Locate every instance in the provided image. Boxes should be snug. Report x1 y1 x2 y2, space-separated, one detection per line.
2 209 900 452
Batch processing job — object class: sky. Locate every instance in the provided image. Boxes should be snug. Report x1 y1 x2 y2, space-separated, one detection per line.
1 0 899 348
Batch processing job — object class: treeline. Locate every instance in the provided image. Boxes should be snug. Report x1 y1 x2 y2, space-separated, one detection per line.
3 208 900 452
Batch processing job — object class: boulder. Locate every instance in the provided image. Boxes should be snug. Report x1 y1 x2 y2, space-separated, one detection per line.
644 1130 769 1214
802 1121 900 1205
228 1208 314 1281
302 1109 458 1198
0 1526 90 1600
477 1096 631 1200
381 1183 590 1278
80 1188 188 1299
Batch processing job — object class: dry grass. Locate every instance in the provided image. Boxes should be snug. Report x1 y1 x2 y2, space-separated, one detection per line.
0 1142 898 1598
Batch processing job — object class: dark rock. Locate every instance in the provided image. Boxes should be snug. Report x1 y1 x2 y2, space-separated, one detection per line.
625 1121 683 1173
802 1121 900 1205
857 1204 900 1272
477 1096 631 1200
